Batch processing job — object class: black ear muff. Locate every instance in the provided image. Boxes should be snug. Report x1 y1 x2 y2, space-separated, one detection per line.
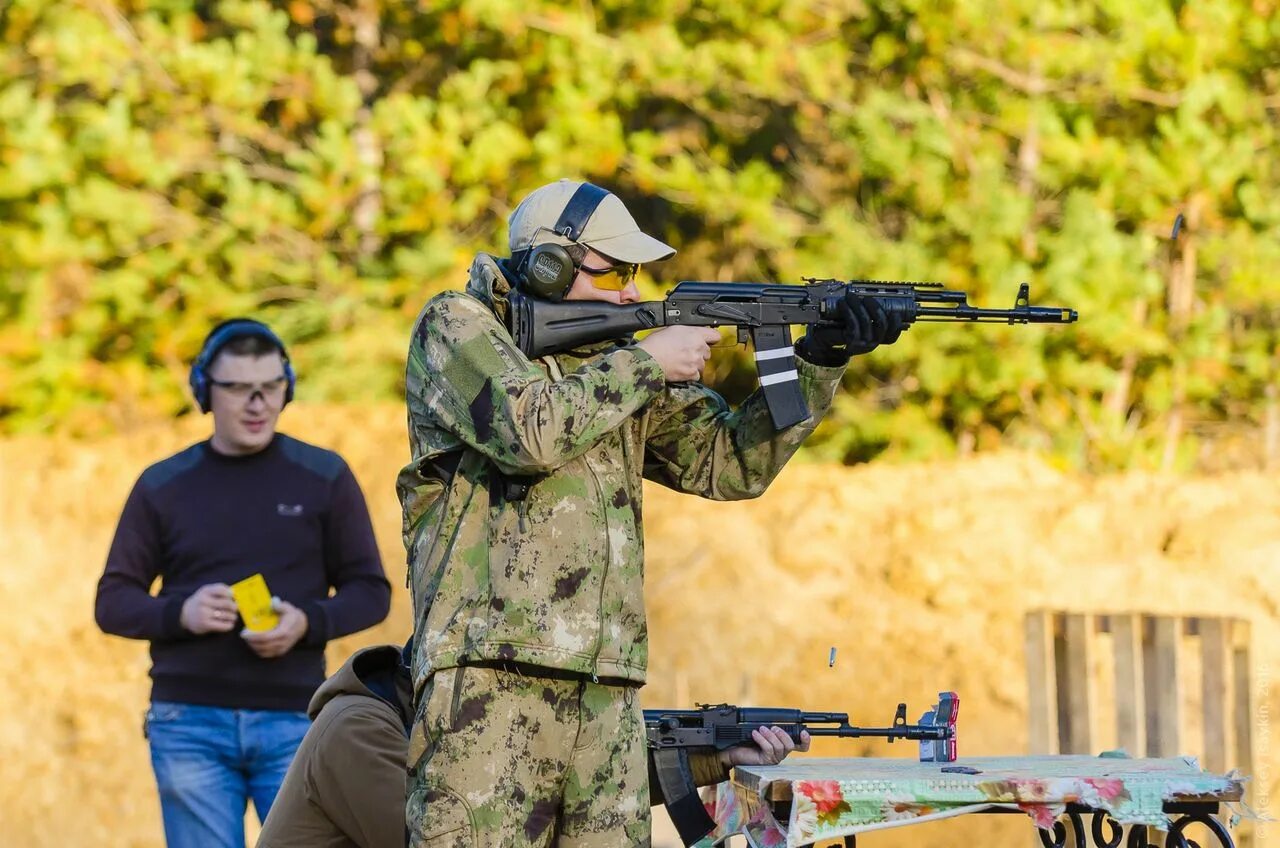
515 182 610 301
521 243 577 301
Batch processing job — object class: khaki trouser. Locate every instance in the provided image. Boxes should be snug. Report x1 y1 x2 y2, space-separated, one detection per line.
407 665 650 847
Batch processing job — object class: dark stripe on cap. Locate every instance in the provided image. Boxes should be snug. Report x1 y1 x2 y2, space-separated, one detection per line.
554 183 609 241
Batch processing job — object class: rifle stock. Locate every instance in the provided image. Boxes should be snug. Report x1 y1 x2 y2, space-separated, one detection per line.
507 294 665 359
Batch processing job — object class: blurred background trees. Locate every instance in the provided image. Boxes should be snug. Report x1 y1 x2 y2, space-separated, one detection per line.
3 0 1278 470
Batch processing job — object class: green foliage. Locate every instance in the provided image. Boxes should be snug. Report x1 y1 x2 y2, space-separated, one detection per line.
2 0 1278 470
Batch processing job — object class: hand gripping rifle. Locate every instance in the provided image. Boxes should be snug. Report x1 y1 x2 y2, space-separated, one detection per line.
645 691 960 847
508 279 1078 430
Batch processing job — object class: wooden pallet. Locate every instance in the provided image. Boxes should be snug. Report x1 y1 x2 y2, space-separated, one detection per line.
1026 611 1255 843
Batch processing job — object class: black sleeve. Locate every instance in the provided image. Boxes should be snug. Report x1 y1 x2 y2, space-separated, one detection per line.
299 463 391 646
94 480 187 641
647 752 731 806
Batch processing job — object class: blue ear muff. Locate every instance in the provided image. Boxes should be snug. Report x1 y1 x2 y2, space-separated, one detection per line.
189 318 295 413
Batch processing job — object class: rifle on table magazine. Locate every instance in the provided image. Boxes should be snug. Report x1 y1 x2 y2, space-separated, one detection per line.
645 691 959 847
508 279 1078 430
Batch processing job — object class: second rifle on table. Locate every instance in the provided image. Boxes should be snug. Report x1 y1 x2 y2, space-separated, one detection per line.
645 691 960 846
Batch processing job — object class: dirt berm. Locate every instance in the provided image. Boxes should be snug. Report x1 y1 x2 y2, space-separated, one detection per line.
1 406 1275 847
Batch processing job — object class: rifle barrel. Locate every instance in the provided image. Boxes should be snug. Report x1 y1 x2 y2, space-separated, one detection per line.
806 726 953 740
914 305 1078 323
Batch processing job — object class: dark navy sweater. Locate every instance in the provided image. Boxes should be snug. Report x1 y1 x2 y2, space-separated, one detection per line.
95 434 391 711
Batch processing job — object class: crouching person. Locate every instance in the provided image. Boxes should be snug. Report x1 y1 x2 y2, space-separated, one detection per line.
257 642 413 848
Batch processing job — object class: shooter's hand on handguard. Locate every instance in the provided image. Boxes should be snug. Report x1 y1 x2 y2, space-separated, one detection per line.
717 726 812 768
796 290 905 365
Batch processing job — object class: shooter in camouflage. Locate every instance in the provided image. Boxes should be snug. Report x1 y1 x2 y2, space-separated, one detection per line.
398 180 903 846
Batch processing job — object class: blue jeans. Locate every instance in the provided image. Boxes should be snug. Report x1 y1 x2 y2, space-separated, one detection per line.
145 701 311 848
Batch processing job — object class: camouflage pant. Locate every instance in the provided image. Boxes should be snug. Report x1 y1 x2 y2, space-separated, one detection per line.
406 665 650 847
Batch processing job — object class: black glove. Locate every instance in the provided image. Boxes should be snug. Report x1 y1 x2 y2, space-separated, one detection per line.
795 291 905 366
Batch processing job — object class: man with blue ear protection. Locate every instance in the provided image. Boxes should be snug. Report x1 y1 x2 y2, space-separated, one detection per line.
399 180 895 846
95 318 391 848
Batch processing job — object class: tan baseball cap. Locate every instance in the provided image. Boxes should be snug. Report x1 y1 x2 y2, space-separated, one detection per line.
507 179 676 264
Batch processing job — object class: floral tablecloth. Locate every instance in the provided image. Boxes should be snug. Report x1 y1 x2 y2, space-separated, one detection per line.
696 755 1244 847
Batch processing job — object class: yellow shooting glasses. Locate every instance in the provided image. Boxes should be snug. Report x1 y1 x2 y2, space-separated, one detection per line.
578 261 640 291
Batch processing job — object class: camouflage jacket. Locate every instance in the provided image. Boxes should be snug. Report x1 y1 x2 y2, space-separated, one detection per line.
398 254 845 690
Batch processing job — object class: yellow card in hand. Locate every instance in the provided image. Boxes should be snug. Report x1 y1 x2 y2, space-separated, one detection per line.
230 574 279 632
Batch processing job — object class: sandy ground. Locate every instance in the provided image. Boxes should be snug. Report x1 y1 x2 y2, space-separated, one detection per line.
1 404 1275 847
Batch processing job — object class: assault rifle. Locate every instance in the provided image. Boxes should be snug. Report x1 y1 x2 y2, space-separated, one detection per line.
646 692 959 846
508 279 1078 429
